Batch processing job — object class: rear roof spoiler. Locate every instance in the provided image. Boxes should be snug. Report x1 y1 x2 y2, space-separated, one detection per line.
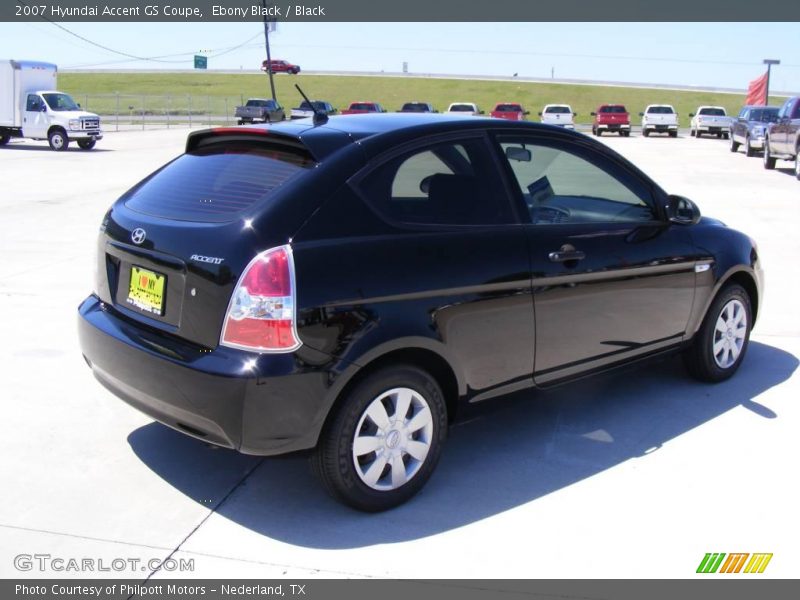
185 126 311 155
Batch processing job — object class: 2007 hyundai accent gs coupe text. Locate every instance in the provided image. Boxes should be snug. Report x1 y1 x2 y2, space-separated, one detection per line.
78 113 763 511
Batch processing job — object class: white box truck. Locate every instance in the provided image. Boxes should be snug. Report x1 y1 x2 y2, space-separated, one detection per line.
0 60 102 151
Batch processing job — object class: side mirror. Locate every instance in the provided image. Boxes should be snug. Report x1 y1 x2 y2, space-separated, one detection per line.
479 110 484 114
523 111 530 116
77 103 81 109
537 112 542 116
573 112 578 116
590 112 596 116
639 112 644 117
689 113 695 117
666 195 701 225
40 104 47 112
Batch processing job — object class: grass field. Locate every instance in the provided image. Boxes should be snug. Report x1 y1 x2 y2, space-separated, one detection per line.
59 71 775 127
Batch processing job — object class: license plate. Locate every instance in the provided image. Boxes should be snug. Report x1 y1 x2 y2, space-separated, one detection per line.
127 266 165 315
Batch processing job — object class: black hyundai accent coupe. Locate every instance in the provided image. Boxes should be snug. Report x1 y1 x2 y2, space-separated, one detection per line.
78 113 763 511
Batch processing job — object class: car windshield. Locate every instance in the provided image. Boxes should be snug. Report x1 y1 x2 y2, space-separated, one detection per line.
496 105 522 112
750 108 779 123
42 93 80 111
699 108 726 116
402 103 431 112
449 104 475 112
545 106 571 114
648 106 675 114
600 106 627 113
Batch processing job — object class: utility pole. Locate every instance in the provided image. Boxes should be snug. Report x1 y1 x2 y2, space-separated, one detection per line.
763 59 780 105
262 0 277 102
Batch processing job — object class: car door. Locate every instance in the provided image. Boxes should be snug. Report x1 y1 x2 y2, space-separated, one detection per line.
772 99 791 153
734 108 748 143
342 134 535 400
22 94 49 139
494 134 698 385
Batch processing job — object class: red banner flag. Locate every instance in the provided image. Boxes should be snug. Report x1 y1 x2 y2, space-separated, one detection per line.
745 71 769 106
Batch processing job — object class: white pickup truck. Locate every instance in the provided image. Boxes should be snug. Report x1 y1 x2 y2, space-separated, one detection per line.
290 100 337 120
446 102 483 116
640 104 678 137
0 59 102 151
690 106 732 139
539 104 576 129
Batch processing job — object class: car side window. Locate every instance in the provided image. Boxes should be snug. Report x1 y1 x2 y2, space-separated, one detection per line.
792 101 800 119
357 138 517 226
498 139 655 225
26 95 42 111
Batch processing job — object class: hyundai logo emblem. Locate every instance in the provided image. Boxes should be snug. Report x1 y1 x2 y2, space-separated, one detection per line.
131 228 147 245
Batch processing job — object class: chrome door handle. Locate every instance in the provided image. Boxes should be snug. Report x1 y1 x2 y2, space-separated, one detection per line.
548 250 586 262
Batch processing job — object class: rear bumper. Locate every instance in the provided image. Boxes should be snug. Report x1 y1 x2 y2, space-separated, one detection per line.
596 123 630 129
643 123 678 130
78 296 335 456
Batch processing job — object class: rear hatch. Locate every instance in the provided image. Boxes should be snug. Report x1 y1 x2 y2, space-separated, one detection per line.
94 130 317 349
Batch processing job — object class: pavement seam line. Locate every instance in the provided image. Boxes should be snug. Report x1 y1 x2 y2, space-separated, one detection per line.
0 522 175 553
137 457 267 589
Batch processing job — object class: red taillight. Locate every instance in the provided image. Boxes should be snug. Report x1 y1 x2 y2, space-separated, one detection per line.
220 245 301 352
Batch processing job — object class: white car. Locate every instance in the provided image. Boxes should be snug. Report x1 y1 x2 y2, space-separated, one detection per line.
539 104 576 129
446 102 482 116
690 106 732 139
640 104 678 137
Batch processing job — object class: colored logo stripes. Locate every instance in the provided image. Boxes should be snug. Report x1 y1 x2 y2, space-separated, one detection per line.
697 553 773 573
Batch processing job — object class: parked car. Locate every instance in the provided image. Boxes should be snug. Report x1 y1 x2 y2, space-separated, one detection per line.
78 114 763 512
290 100 338 120
539 104 576 129
490 102 528 121
342 101 387 115
446 102 483 116
398 102 437 113
0 59 102 151
591 104 631 137
261 59 300 74
729 105 780 157
640 105 678 137
763 96 800 179
234 98 284 124
689 106 732 139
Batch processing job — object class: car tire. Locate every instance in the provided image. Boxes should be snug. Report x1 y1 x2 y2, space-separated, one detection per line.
669 131 678 138
77 139 96 150
763 140 776 169
696 130 702 138
0 133 9 146
723 132 729 140
48 128 69 151
690 129 695 137
643 129 649 137
730 135 740 152
795 151 800 181
311 364 448 512
745 136 755 157
683 283 752 383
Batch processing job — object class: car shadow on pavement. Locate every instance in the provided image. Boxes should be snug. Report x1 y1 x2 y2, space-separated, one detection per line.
1 144 112 153
128 340 796 548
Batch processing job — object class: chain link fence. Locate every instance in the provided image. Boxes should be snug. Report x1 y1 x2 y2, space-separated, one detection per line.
75 94 253 131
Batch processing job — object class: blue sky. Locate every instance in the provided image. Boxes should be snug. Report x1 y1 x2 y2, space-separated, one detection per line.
1 22 798 92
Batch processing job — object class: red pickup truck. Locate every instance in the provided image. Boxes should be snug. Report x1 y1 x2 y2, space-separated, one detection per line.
341 102 387 115
490 103 529 121
591 104 631 136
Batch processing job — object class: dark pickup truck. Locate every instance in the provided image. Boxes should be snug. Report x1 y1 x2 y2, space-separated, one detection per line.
763 96 800 179
234 98 284 124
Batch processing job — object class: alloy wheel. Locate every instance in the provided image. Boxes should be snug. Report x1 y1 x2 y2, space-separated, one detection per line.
713 299 747 369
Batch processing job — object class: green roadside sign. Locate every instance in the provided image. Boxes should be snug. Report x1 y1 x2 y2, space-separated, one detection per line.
194 55 207 69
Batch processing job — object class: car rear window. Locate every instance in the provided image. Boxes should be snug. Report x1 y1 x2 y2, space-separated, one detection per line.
545 106 571 113
698 108 726 116
600 105 627 113
449 104 474 111
647 106 675 114
351 103 377 111
124 141 315 222
402 103 431 112
496 104 522 112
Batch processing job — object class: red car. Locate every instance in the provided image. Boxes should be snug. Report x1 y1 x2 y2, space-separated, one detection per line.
261 59 301 74
490 103 529 121
341 102 387 115
591 104 631 137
